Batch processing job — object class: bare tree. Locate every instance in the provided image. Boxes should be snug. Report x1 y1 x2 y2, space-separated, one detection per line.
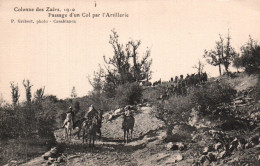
10 82 20 106
204 31 237 76
127 41 152 82
103 29 152 87
193 60 205 76
23 79 33 103
0 93 5 107
203 35 224 76
34 86 45 104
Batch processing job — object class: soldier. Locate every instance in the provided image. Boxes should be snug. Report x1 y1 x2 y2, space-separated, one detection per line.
85 104 99 121
63 106 75 128
122 107 134 129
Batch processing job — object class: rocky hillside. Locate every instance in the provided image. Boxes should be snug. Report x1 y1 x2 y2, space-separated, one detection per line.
17 73 260 166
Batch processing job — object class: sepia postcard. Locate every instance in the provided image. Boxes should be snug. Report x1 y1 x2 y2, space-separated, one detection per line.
0 0 260 165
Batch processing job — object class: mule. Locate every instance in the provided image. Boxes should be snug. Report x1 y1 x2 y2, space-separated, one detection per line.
122 115 135 143
96 109 103 140
74 119 85 139
82 116 99 148
64 120 73 141
76 109 103 140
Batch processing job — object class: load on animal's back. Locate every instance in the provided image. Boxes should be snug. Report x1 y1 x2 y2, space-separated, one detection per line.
85 104 99 120
82 104 103 146
82 104 103 140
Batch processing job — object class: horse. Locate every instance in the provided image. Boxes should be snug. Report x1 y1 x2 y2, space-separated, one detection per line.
64 116 73 141
76 109 103 140
96 109 103 140
122 115 135 143
74 118 85 139
82 116 99 148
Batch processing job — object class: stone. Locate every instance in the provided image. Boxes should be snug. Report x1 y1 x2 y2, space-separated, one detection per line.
165 142 174 150
108 114 113 121
164 154 183 164
176 142 185 151
48 157 55 162
202 145 213 155
245 142 253 149
114 108 122 115
174 154 183 162
165 142 185 151
214 142 222 151
234 100 244 104
156 153 170 162
218 151 227 159
43 152 52 160
207 152 216 162
56 156 65 163
199 155 208 164
249 136 259 145
237 141 244 150
255 144 260 150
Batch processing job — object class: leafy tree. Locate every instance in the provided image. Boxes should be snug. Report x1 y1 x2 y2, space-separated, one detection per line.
204 32 237 76
71 86 77 98
74 101 80 114
10 82 20 106
236 36 260 74
23 79 33 104
87 64 105 94
222 32 237 74
232 53 242 72
203 36 223 76
115 82 143 107
34 86 45 104
43 95 58 103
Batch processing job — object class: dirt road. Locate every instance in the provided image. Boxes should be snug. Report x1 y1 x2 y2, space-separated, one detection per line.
23 106 176 166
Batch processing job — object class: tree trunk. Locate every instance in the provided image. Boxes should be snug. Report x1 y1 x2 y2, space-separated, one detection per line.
218 64 222 76
224 65 229 76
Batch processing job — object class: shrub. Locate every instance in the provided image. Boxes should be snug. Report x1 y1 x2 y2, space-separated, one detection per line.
142 86 166 103
157 95 194 125
234 36 260 74
87 92 116 111
115 82 143 107
0 103 56 139
191 81 237 110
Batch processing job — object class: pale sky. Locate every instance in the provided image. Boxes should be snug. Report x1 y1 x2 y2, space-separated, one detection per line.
0 0 260 103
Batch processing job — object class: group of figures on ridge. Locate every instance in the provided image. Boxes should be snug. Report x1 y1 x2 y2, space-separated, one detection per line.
156 72 208 101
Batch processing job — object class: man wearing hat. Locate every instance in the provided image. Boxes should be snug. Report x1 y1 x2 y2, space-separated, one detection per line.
85 104 98 120
63 106 75 128
122 106 133 129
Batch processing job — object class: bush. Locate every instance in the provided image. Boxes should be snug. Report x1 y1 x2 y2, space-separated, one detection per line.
87 92 116 111
157 95 194 125
115 82 143 107
191 81 237 110
142 86 166 103
0 103 56 139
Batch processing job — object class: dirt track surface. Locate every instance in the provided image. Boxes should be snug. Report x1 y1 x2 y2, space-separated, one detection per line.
23 106 175 166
